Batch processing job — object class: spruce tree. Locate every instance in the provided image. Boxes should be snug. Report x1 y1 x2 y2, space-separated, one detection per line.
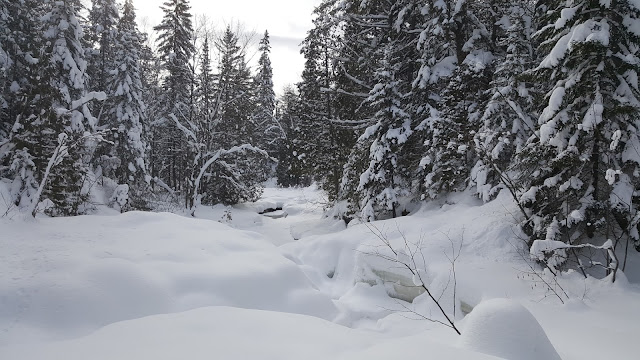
473 2 536 202
420 0 496 199
357 44 413 220
197 26 266 206
297 0 356 201
215 26 254 149
0 0 41 206
275 86 308 187
0 0 42 148
0 0 11 141
352 0 423 220
138 30 162 188
106 0 149 209
10 0 97 215
196 35 215 152
85 0 119 95
519 0 640 256
152 0 195 192
253 30 280 158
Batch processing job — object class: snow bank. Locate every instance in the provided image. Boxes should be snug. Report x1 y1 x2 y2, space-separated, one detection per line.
459 299 561 360
1 306 380 360
2 305 507 360
0 211 336 345
2 185 639 360
283 190 524 307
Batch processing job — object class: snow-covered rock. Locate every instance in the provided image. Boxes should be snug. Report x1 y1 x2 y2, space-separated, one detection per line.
459 299 562 360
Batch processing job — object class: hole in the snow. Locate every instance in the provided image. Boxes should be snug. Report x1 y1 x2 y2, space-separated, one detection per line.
259 207 282 214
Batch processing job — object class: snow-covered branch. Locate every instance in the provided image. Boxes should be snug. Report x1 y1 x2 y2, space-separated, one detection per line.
191 144 269 209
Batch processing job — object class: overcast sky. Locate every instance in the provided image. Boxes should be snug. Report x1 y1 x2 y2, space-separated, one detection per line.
132 0 320 95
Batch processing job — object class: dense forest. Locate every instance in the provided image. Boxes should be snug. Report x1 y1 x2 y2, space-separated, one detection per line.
2 0 640 271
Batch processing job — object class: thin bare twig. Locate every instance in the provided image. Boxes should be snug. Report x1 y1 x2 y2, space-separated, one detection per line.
363 222 462 335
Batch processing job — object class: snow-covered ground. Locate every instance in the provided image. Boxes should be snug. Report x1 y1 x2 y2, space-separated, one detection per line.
1 185 639 359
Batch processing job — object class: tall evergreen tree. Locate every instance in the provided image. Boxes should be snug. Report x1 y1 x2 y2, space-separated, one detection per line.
353 0 421 220
0 0 12 142
215 26 254 149
9 0 97 215
275 86 309 187
196 35 215 152
85 0 119 95
252 30 280 158
196 25 267 206
519 0 640 256
152 0 195 192
0 0 42 149
357 44 413 220
297 0 356 201
1 0 41 207
473 2 536 202
420 0 496 199
105 0 148 209
138 29 162 192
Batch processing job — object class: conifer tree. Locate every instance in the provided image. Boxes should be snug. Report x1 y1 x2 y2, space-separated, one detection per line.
106 0 148 209
10 0 98 215
138 30 162 187
196 26 266 206
0 0 12 141
152 0 195 193
297 0 356 201
519 0 640 255
253 30 280 158
197 35 215 151
420 0 495 199
215 26 254 149
276 86 308 187
85 0 119 94
473 2 536 202
357 45 413 220
0 0 41 203
352 0 422 220
0 0 43 145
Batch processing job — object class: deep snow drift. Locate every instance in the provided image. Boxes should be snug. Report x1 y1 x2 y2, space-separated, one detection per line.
1 185 639 359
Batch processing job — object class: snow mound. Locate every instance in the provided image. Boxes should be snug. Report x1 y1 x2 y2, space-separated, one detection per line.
0 212 337 345
1 306 382 360
460 299 561 360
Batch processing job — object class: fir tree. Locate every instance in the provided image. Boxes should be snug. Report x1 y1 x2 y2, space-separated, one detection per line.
275 86 309 187
197 26 267 206
357 45 413 220
297 0 355 201
0 0 12 141
10 0 97 215
85 0 119 94
352 0 423 220
519 0 640 257
106 0 148 209
214 26 254 149
152 0 195 194
196 35 215 152
473 2 536 202
252 30 280 158
0 0 43 204
420 0 495 199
